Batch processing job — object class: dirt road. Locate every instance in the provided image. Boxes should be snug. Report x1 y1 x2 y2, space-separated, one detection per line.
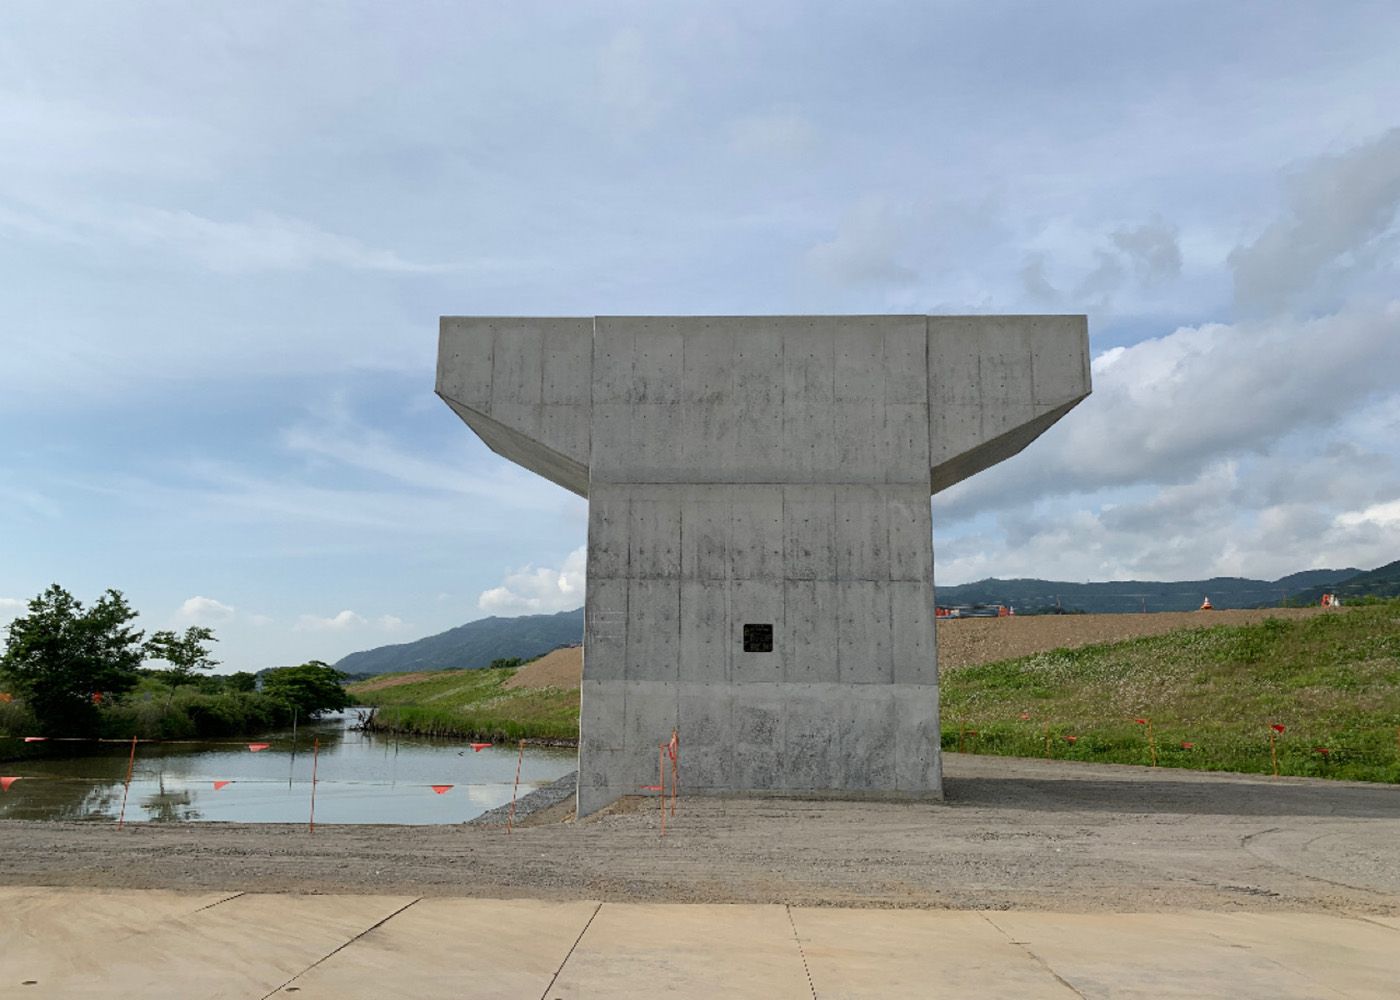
4 753 1395 915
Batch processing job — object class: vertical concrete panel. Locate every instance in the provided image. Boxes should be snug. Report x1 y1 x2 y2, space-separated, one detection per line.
628 496 681 579
579 679 622 751
783 488 835 580
883 403 931 482
632 331 683 404
490 325 543 407
783 580 839 682
890 582 936 685
680 493 729 581
834 488 886 581
1028 315 1092 409
730 579 784 684
837 580 892 684
678 683 734 791
583 578 628 682
883 322 928 405
625 579 679 682
782 689 840 790
437 318 494 408
592 322 633 404
623 680 679 753
540 320 592 405
843 689 897 790
587 489 629 579
832 400 881 482
731 687 783 790
729 489 783 581
782 326 835 403
834 326 884 402
887 492 933 582
589 403 630 476
679 580 728 683
894 685 940 792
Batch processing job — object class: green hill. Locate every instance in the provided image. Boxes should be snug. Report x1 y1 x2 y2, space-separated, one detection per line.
348 667 578 742
941 599 1400 782
938 568 1359 614
334 607 582 675
1286 558 1400 606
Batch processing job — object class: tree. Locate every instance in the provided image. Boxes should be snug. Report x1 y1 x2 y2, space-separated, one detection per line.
0 585 145 734
224 671 258 693
144 626 219 685
260 661 350 718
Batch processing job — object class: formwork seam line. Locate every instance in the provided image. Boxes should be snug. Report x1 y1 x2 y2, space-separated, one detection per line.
979 913 1086 999
538 900 602 1000
256 896 421 1000
785 904 818 1000
194 891 245 912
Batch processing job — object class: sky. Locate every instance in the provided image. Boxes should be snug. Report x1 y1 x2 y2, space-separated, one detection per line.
2 1 1399 672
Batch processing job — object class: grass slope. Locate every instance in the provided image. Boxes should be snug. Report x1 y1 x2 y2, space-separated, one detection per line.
941 600 1400 782
348 666 578 742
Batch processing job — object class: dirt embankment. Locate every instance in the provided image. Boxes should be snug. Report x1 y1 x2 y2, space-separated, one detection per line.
503 646 582 691
935 606 1327 670
498 609 1330 691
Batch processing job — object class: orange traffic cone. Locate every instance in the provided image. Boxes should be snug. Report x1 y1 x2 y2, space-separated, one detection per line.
1199 596 1213 611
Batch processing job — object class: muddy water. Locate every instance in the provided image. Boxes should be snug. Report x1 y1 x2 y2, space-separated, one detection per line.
0 714 576 824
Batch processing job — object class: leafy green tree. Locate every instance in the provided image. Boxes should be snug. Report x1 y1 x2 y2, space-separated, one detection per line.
0 585 146 734
144 626 219 685
260 661 350 718
224 671 258 693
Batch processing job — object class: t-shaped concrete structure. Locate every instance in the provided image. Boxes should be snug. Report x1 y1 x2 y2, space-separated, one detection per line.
437 316 1090 815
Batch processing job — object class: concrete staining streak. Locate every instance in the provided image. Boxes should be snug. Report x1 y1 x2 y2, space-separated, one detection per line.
437 316 1090 815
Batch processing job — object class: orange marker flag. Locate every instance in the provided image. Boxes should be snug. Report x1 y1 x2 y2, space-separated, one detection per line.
1065 735 1078 744
431 784 453 794
1018 711 1031 721
213 781 231 791
1 776 20 791
23 736 46 742
470 742 492 752
1180 742 1195 750
1270 723 1286 733
1133 718 1148 725
247 743 270 752
640 785 663 792
1314 747 1330 756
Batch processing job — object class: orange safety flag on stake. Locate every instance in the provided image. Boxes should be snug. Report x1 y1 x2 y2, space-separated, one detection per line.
213 781 231 790
1270 724 1286 733
247 743 270 752
640 785 663 792
431 785 453 795
470 743 492 752
1 776 19 791
1181 742 1195 750
1134 718 1148 725
1065 735 1078 744
23 736 46 742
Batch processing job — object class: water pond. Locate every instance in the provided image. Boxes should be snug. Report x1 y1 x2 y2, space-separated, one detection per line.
0 714 576 824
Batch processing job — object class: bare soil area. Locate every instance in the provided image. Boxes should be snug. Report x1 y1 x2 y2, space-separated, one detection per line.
936 607 1327 670
3 753 1395 916
504 646 582 691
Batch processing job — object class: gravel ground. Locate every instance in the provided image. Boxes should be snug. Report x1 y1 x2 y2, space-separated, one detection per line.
3 753 1395 916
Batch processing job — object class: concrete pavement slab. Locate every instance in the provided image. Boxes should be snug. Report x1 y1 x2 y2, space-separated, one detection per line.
987 911 1353 999
280 898 600 1000
0 887 240 990
549 902 812 999
5 890 416 1000
791 907 1079 998
1189 912 1400 1000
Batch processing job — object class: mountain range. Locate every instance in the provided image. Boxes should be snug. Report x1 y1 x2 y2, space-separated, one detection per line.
335 562 1396 676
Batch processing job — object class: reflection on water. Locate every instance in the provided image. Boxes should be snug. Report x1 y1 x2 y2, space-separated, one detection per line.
0 714 576 824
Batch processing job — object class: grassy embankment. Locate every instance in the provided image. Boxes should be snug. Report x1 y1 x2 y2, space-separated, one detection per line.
347 600 1400 780
348 667 578 743
942 599 1400 782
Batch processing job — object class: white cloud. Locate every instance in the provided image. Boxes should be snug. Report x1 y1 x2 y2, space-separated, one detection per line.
295 610 365 631
0 597 25 625
478 547 586 615
377 615 408 631
1230 128 1400 314
805 197 917 288
1336 498 1400 531
176 595 236 623
937 299 1400 524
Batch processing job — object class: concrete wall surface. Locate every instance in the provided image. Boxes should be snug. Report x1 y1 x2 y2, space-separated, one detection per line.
437 316 1089 814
